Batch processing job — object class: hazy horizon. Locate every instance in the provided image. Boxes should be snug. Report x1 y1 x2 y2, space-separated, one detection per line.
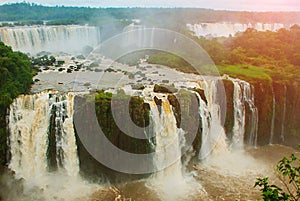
0 0 300 11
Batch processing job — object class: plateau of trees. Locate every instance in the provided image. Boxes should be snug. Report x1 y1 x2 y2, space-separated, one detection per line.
147 25 300 83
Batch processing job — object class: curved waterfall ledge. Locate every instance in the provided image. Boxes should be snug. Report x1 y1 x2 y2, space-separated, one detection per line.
0 25 100 54
7 77 259 178
5 76 300 200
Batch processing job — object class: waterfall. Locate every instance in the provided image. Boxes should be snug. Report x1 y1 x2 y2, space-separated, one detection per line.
187 22 286 38
281 85 287 142
229 78 258 148
0 25 100 54
50 93 79 176
196 80 228 160
195 92 211 160
269 87 276 144
9 92 50 180
245 84 258 147
146 96 203 200
148 99 183 175
231 80 245 149
196 78 260 177
8 91 79 180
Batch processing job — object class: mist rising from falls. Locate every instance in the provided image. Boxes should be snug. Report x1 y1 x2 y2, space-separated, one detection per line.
197 78 259 176
187 22 287 37
146 98 203 201
0 25 100 54
5 76 261 200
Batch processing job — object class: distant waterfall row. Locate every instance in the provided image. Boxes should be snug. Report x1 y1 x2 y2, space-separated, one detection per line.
0 25 100 54
187 22 289 37
7 78 258 180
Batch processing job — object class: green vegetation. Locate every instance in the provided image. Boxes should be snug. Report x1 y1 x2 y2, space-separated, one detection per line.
94 90 152 154
218 64 271 81
147 26 300 83
0 42 35 166
148 52 193 73
153 84 178 93
31 55 56 67
255 146 300 200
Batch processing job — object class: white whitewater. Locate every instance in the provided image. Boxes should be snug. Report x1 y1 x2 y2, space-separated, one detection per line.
51 93 79 176
9 91 79 178
195 92 211 160
187 22 286 38
9 91 50 180
269 86 276 144
231 80 246 149
229 78 258 148
197 78 260 176
8 91 95 201
245 84 258 147
146 98 204 201
196 80 228 160
0 25 100 54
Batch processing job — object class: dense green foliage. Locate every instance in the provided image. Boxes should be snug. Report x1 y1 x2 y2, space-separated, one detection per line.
94 90 152 154
0 42 34 110
0 42 34 165
148 52 192 72
255 147 300 200
147 26 300 83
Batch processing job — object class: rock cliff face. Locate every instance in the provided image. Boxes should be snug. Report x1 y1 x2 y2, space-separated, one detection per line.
3 78 300 180
240 80 300 147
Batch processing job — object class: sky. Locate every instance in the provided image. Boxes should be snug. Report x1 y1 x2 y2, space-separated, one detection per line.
0 0 300 11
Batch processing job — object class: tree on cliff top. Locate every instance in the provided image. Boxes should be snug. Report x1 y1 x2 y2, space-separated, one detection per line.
0 42 35 165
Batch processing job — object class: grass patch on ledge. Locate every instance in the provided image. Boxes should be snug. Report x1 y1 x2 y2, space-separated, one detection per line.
217 64 272 82
147 52 273 82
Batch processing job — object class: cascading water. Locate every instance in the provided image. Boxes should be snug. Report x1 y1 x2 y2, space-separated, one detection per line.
229 78 258 149
196 80 228 160
50 93 79 176
148 99 183 176
231 80 246 149
146 96 204 201
269 87 276 144
8 91 79 179
196 78 261 177
7 91 96 201
245 84 258 147
9 92 51 180
5 76 262 200
281 85 287 142
195 92 211 160
187 22 287 38
0 25 100 54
